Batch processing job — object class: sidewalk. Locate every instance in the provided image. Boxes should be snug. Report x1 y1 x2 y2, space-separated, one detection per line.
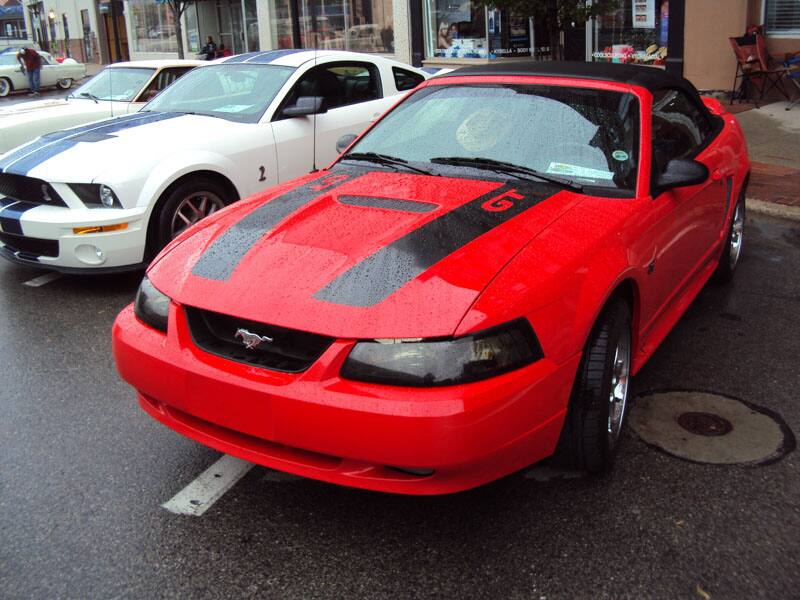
734 100 800 220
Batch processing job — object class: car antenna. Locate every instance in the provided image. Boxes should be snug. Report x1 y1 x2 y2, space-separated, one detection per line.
109 65 114 118
311 46 318 172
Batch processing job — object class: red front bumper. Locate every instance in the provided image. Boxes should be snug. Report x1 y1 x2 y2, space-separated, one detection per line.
112 303 580 495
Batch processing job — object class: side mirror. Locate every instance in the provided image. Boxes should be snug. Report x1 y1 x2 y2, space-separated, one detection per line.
656 158 709 190
282 96 327 118
336 133 357 154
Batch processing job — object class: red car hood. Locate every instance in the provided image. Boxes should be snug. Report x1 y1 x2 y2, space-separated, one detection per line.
148 168 580 339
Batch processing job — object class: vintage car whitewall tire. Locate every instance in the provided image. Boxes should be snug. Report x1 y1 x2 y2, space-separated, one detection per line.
56 78 74 90
0 77 12 97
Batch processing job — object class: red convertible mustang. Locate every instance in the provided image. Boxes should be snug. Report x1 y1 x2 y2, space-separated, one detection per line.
113 62 749 494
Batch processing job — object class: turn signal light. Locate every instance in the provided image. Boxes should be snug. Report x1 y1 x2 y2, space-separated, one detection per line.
73 223 128 235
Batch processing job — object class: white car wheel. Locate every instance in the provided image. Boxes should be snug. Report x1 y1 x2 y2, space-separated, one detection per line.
0 78 11 97
56 78 73 90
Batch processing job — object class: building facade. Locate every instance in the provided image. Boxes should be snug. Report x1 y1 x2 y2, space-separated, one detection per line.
18 0 800 91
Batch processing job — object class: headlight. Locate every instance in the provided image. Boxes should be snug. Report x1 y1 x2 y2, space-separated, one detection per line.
341 319 543 387
134 276 170 333
69 183 121 208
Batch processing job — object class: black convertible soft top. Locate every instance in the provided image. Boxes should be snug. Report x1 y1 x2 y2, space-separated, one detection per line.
439 60 702 99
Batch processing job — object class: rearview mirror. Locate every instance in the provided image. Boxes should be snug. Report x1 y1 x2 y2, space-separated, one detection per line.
283 96 327 118
656 159 709 190
336 133 357 154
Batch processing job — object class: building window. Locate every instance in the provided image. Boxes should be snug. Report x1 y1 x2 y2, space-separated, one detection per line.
591 0 668 66
424 0 487 58
270 0 393 53
0 0 26 40
128 0 179 54
765 0 800 35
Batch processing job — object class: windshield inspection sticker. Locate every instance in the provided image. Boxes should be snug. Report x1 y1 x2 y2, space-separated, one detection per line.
612 150 629 161
546 162 614 180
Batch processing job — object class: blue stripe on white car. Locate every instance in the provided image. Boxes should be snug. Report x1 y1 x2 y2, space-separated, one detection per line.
0 201 37 235
0 112 183 176
223 49 306 64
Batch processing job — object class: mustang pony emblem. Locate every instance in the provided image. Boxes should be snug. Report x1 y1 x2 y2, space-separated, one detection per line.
234 328 273 350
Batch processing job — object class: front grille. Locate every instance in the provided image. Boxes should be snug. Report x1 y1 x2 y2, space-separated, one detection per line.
185 306 334 373
0 231 58 257
0 173 66 207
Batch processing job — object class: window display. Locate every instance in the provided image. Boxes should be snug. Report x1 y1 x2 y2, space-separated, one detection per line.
591 0 668 66
425 0 488 58
270 0 394 53
129 0 179 54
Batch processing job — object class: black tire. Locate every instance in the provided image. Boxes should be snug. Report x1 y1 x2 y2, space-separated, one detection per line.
714 192 745 283
147 176 232 259
555 296 632 472
56 78 73 90
0 77 12 98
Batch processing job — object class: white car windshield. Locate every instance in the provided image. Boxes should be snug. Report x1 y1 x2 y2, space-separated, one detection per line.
143 64 295 124
347 84 640 193
72 67 156 102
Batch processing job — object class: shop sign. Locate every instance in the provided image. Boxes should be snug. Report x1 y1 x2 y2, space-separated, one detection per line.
632 0 654 29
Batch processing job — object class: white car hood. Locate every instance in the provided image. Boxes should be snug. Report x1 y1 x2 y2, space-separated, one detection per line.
0 97 117 124
0 111 240 183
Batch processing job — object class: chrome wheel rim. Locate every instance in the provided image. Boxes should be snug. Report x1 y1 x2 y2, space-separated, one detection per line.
607 328 631 450
729 201 744 270
170 191 224 238
57 78 71 88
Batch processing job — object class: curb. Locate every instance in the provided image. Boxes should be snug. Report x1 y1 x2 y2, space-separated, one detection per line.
746 198 800 222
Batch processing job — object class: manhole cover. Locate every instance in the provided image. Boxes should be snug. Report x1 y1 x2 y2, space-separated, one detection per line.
628 391 794 465
676 412 733 437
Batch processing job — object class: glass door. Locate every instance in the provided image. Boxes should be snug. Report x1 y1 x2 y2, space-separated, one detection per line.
217 0 246 54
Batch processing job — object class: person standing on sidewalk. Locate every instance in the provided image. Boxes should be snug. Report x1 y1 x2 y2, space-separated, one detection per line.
16 47 42 96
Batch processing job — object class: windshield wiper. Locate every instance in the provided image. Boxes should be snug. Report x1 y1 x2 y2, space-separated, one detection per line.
429 156 584 192
179 110 226 120
342 152 436 176
77 91 101 104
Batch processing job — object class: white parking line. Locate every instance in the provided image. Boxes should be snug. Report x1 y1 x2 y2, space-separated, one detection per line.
162 454 254 516
23 272 63 287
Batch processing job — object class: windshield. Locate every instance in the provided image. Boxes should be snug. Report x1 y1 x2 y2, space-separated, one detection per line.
347 84 640 193
72 67 155 102
144 64 295 123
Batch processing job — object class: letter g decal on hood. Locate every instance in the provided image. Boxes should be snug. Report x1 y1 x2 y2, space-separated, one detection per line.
314 185 554 307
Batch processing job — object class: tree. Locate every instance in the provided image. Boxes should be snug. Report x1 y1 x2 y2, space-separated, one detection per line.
158 0 203 59
474 0 619 61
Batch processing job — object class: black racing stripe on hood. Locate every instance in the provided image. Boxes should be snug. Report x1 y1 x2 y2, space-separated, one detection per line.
0 112 182 176
314 184 555 307
191 171 355 281
0 201 39 235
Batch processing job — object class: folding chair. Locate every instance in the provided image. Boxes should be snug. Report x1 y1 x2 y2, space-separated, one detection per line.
753 33 794 105
730 30 795 107
729 34 761 105
784 53 800 111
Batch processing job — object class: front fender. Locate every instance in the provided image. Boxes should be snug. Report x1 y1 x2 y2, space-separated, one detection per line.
457 197 645 366
137 151 241 210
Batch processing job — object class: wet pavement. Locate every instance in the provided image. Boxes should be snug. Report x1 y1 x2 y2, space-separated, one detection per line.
1 213 798 599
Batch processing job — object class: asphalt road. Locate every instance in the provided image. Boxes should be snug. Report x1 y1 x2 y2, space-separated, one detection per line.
1 213 798 599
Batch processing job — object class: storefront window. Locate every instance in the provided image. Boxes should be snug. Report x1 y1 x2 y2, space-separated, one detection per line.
185 4 200 53
591 0 668 66
269 0 294 48
268 0 393 52
128 0 179 54
244 0 260 51
424 0 487 58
